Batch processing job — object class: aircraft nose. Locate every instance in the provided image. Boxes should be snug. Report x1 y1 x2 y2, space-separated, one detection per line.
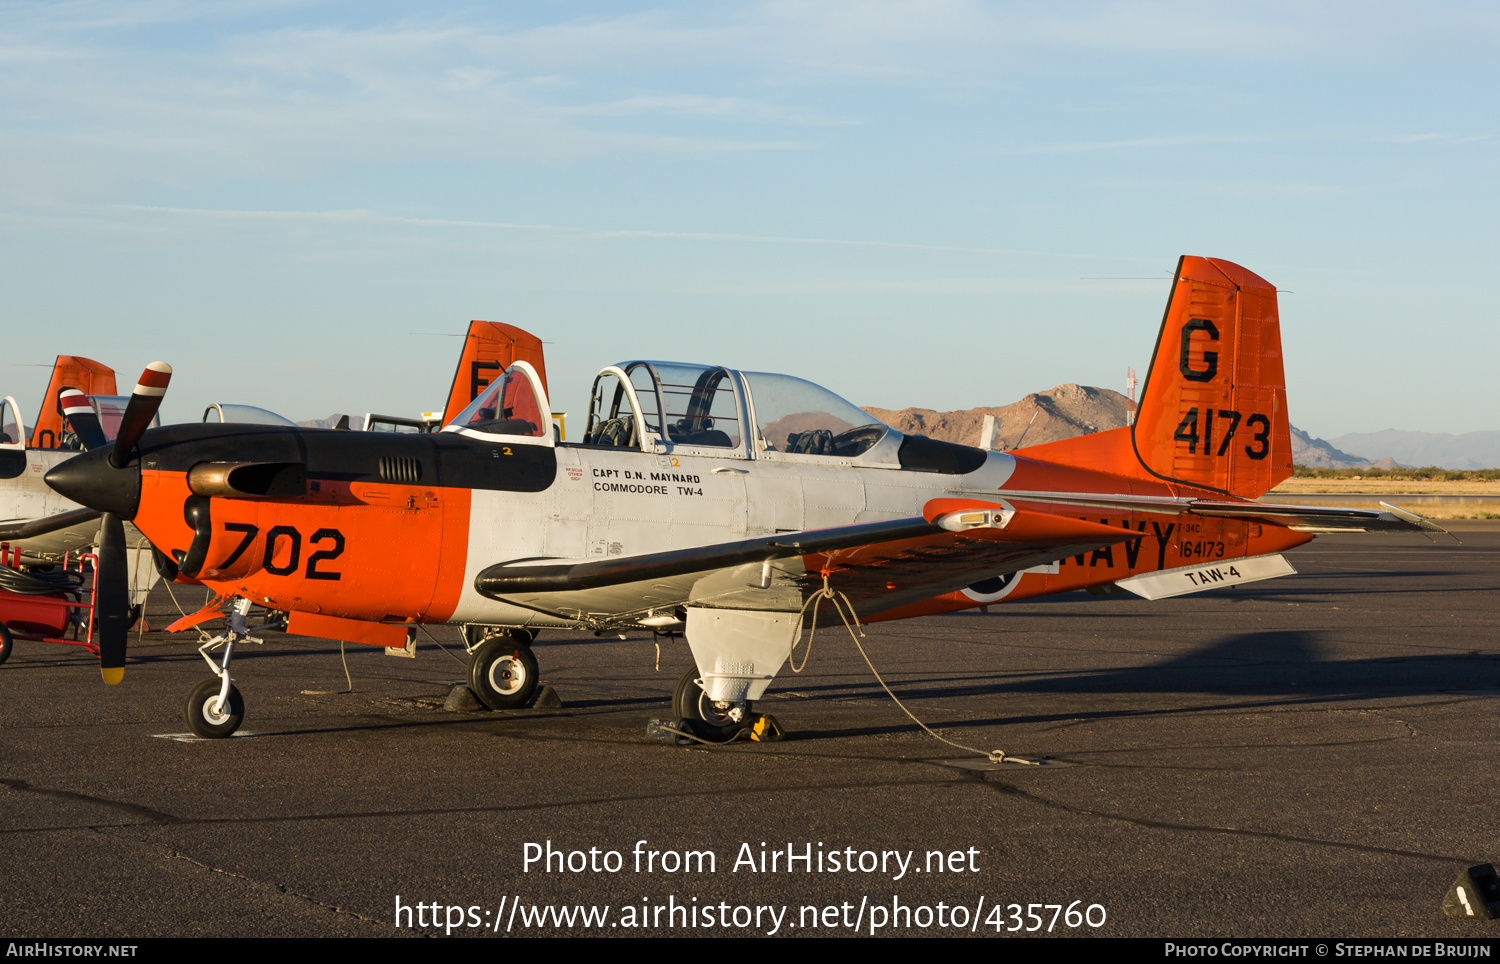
44 447 141 519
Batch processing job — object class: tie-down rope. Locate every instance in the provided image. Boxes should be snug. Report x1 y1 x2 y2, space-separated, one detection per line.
788 570 1037 766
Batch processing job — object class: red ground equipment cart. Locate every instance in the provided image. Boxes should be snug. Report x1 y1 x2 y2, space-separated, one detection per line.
0 545 99 665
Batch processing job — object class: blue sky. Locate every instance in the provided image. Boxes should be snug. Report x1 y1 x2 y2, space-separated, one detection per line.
2 1 1496 437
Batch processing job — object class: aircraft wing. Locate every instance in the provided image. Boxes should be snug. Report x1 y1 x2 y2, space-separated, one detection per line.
475 498 1133 622
0 507 103 540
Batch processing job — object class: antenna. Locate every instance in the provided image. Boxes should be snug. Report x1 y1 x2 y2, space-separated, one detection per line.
1125 367 1137 426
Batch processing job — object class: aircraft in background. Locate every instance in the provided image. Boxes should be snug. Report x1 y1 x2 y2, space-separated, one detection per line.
46 261 1438 738
1 356 158 577
1 357 163 661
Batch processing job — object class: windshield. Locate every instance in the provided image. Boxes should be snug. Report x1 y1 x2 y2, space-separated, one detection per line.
92 396 163 438
448 365 546 437
1 398 20 446
741 371 888 457
201 403 297 427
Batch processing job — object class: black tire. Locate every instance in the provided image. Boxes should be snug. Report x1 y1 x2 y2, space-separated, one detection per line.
672 666 749 741
467 635 539 710
184 678 244 739
0 623 12 666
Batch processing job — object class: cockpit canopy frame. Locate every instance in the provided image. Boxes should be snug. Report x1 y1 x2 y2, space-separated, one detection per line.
577 360 901 466
443 360 555 447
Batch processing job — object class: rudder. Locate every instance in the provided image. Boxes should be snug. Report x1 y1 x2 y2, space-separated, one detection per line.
30 355 117 450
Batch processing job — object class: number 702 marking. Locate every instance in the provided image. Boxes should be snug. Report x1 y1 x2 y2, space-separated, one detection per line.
219 523 346 580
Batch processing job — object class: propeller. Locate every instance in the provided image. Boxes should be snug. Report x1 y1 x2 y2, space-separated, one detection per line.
110 361 172 469
95 512 129 685
79 362 172 685
59 388 108 451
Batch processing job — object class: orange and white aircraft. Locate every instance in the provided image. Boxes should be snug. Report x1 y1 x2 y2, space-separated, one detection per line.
46 257 1436 738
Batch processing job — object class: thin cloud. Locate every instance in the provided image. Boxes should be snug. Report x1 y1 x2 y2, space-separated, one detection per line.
1382 132 1491 145
554 94 851 126
98 202 1131 261
998 132 1306 155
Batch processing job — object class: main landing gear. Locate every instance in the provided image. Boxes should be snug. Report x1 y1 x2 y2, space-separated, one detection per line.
183 596 260 739
467 629 540 710
673 666 751 741
669 667 784 743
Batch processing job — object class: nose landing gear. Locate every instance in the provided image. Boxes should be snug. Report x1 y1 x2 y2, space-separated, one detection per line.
183 596 261 739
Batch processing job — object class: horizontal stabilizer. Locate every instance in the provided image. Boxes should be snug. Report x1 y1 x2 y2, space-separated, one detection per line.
1116 553 1296 600
995 490 1445 535
1190 499 1447 533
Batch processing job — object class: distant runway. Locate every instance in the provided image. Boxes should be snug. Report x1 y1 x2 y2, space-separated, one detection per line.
2 527 1497 937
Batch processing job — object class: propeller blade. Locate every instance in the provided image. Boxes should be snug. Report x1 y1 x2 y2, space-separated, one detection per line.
59 389 108 451
108 362 172 469
95 512 130 685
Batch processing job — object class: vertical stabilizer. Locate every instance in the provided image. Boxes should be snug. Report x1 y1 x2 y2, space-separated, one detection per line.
30 356 117 450
439 322 549 426
1132 257 1292 498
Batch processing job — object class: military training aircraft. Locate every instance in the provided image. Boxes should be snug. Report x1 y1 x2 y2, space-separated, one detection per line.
44 257 1438 739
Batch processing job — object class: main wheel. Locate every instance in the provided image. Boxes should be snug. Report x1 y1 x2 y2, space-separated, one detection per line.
184 678 244 739
673 666 750 741
468 634 539 710
0 623 13 666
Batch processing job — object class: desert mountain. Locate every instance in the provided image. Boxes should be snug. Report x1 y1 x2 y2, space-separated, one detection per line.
1288 427 1401 470
297 414 352 430
863 384 1133 451
1328 429 1500 471
865 387 1407 469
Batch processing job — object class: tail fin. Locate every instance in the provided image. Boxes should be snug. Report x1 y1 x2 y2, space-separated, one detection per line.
30 356 117 450
439 322 549 426
1016 257 1292 499
1132 256 1291 498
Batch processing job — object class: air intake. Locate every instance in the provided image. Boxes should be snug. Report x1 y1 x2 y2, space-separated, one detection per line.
379 456 422 484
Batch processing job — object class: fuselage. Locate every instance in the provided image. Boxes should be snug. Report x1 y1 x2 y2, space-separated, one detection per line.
46 420 1311 637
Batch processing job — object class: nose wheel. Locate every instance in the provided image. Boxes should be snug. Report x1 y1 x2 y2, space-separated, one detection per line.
467 633 540 710
185 678 244 738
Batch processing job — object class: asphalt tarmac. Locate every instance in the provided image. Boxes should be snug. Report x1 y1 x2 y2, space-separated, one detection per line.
2 525 1497 938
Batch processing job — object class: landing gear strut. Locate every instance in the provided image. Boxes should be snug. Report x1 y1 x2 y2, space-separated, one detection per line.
183 596 261 739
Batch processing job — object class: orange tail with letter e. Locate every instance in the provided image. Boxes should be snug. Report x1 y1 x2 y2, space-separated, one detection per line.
439 322 549 427
1016 256 1292 499
30 356 117 451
